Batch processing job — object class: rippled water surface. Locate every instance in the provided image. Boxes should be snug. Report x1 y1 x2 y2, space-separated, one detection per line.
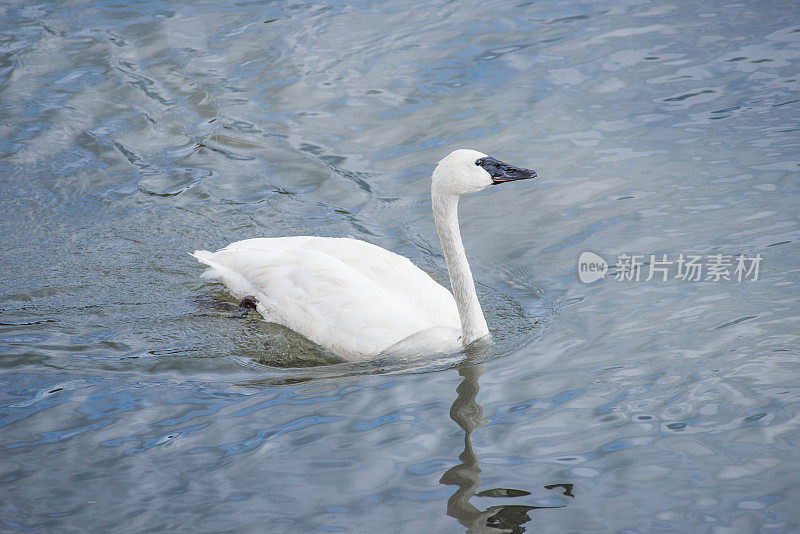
2 0 799 531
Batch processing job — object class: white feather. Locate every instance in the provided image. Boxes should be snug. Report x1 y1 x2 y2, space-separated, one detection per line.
192 237 461 360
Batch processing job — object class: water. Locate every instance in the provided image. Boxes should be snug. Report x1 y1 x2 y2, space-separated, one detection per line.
1 0 799 531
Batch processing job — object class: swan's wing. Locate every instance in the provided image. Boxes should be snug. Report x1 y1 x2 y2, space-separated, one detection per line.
301 237 460 324
192 237 460 359
209 237 460 327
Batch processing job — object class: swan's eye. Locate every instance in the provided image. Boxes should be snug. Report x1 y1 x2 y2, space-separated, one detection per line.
475 158 484 166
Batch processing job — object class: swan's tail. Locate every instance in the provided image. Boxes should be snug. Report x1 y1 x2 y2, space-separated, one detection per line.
189 250 223 280
189 250 257 301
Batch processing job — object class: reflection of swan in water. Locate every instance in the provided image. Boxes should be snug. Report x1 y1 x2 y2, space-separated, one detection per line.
441 358 574 533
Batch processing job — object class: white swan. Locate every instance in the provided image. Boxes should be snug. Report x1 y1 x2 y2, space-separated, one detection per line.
192 149 536 361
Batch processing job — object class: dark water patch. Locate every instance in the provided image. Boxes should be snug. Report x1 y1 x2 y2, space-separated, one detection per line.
714 315 758 330
663 89 717 102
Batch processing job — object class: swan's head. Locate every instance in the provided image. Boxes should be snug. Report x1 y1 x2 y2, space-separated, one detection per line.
431 149 537 198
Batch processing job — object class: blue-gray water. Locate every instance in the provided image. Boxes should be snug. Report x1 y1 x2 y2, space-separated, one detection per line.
1 0 799 531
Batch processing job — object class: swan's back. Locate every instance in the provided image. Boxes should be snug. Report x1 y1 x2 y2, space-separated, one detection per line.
192 237 460 360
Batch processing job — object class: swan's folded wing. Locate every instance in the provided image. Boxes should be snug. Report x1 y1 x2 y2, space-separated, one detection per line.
192 237 459 359
219 237 460 328
299 237 461 328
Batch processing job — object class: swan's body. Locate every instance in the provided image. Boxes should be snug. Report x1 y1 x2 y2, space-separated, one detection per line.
193 149 536 361
192 236 462 360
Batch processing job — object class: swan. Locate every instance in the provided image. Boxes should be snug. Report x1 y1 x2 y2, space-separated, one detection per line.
192 149 536 361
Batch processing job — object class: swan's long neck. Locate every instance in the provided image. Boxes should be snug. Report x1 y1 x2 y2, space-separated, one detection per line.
432 191 489 345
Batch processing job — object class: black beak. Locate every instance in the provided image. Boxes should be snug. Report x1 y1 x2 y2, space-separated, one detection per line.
476 156 537 185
